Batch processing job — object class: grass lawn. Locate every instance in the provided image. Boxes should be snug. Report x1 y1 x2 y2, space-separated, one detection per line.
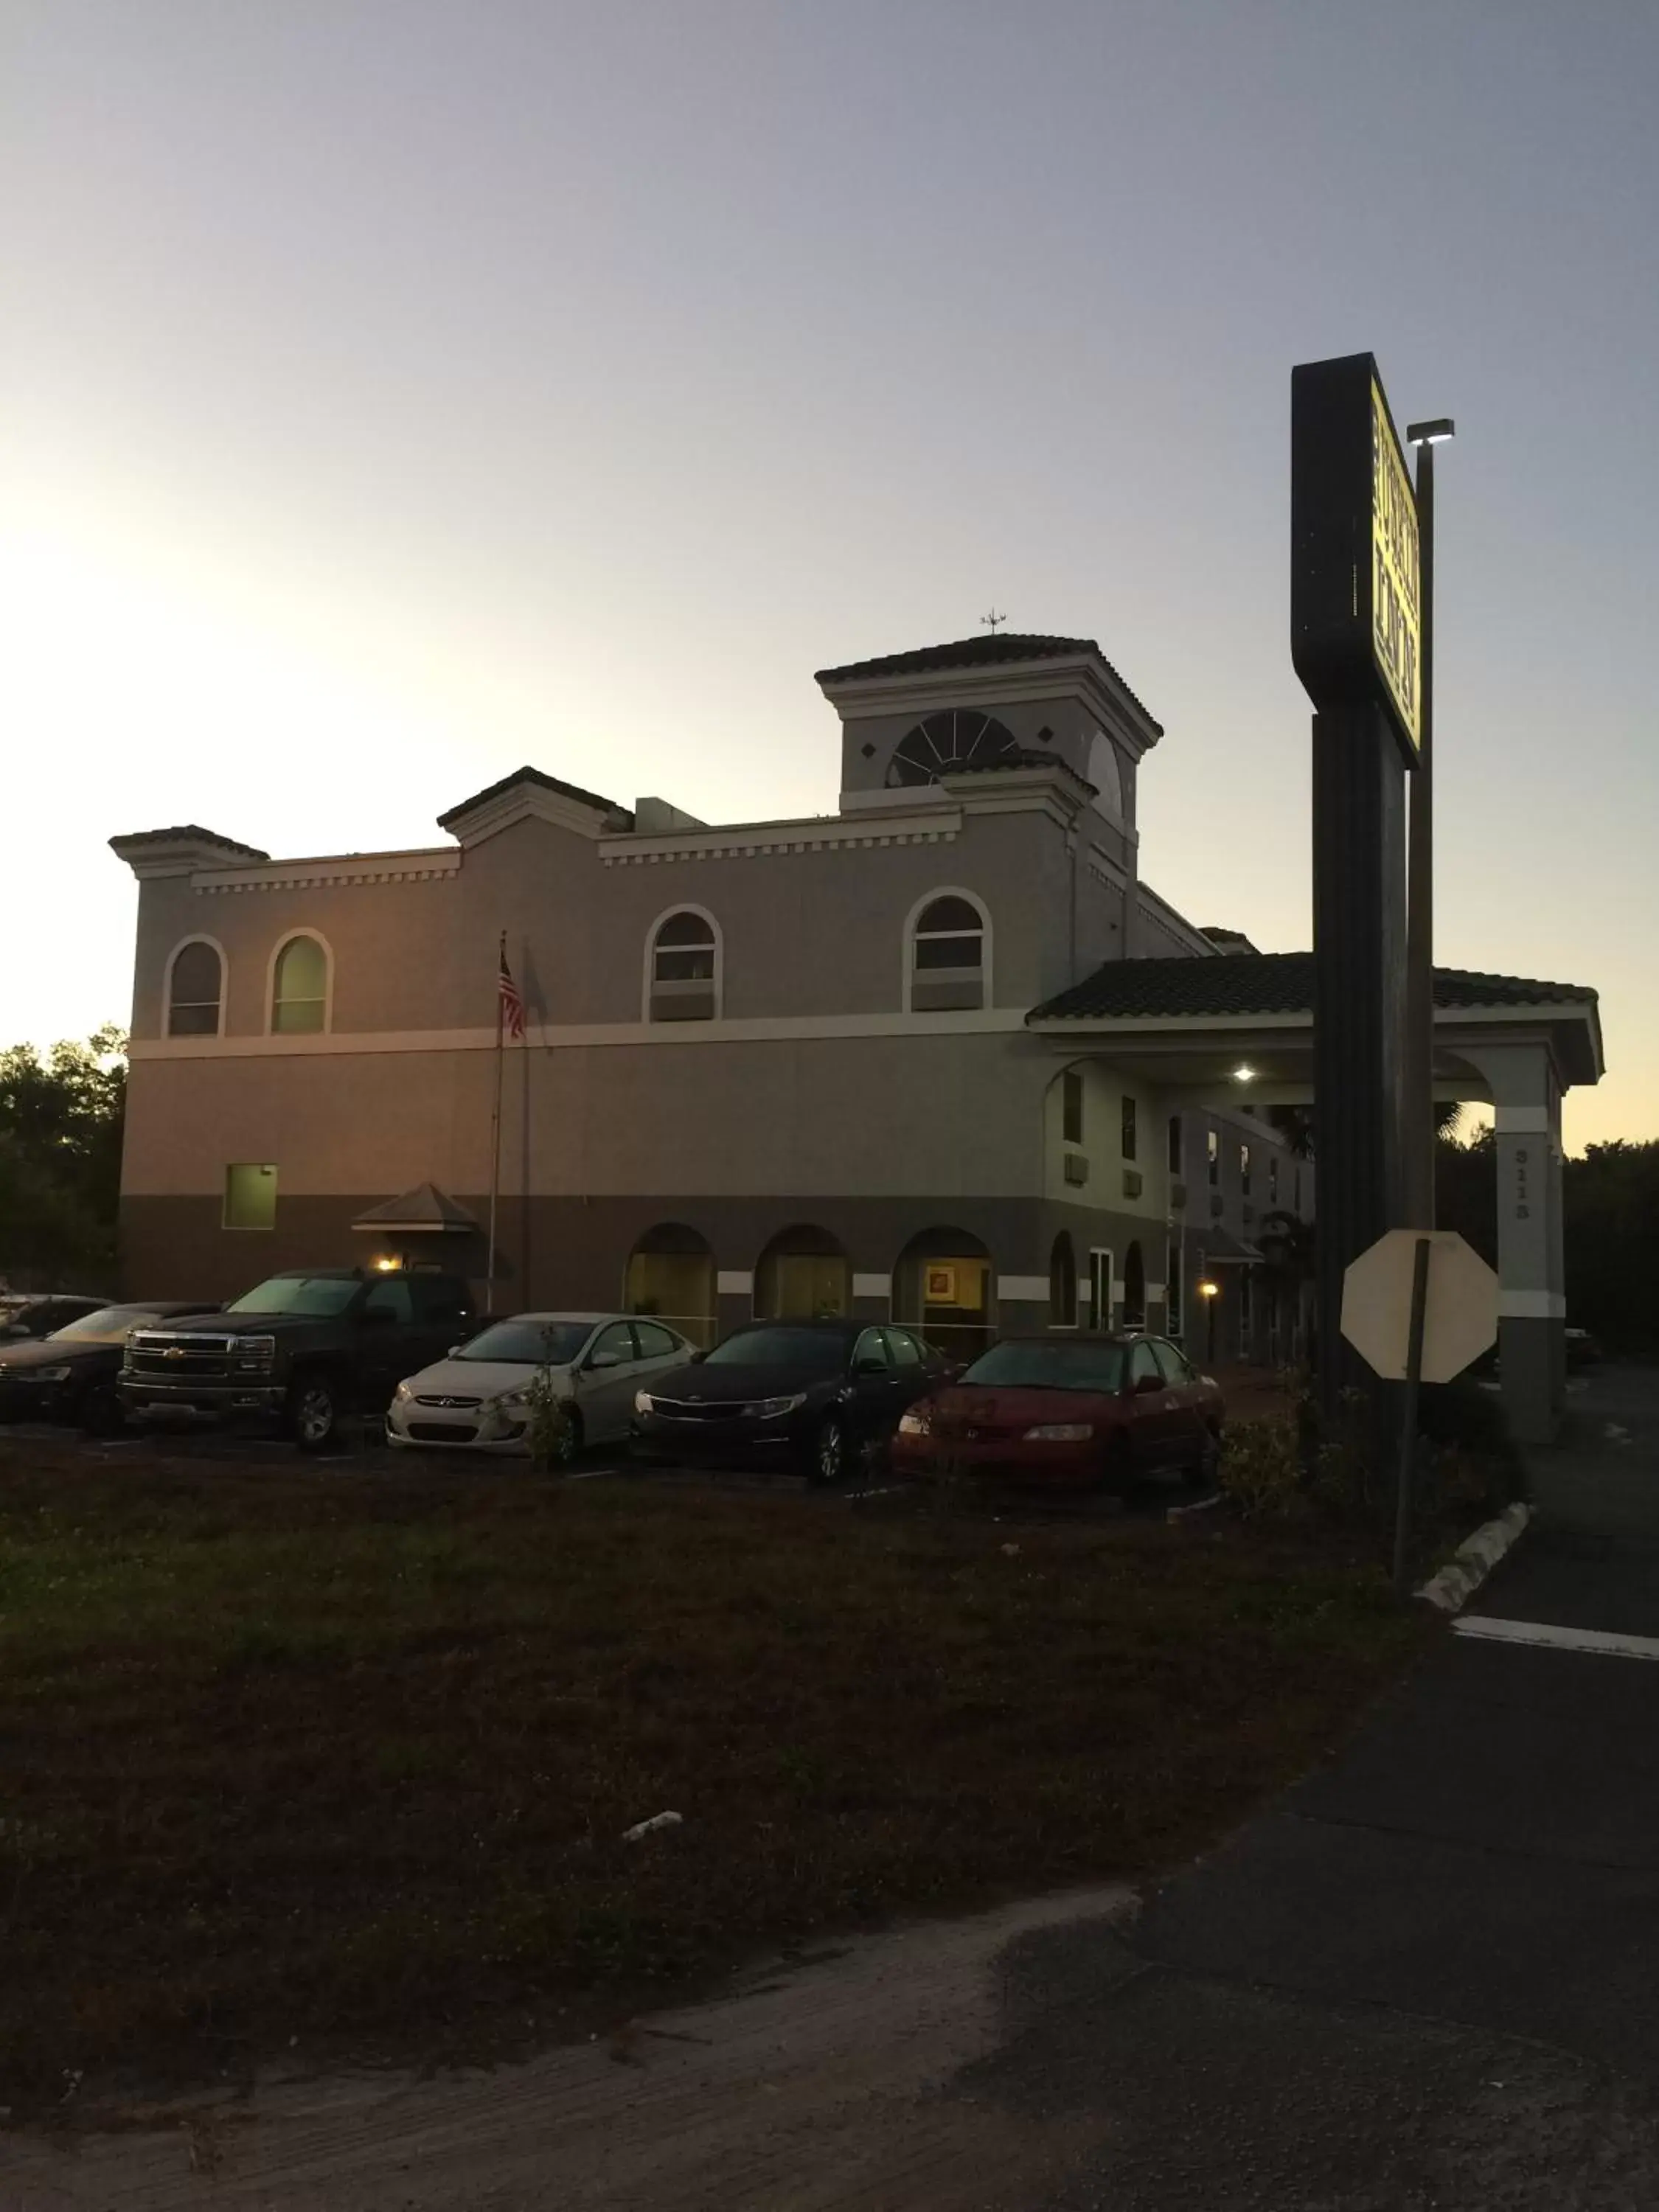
0 1442 1433 2112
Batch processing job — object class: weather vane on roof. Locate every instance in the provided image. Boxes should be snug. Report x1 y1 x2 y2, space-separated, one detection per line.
981 608 1007 633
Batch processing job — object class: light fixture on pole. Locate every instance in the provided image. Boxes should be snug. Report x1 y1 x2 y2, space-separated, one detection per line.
1197 1276 1221 1365
1403 415 1455 1232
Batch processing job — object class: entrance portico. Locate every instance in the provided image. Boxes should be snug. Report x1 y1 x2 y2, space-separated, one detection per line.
1028 953 1604 1444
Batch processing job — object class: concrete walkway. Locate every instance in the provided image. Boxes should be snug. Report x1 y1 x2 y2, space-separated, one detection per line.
11 1374 1659 2209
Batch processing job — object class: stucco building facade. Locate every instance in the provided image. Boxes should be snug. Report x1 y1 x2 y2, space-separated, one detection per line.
113 634 1309 1362
113 630 1601 1430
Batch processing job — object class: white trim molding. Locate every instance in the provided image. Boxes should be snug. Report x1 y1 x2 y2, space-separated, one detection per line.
128 1004 1034 1060
1498 1290 1567 1319
161 934 229 1040
715 1270 754 1295
852 1273 891 1300
602 807 963 866
998 1275 1051 1302
194 849 460 894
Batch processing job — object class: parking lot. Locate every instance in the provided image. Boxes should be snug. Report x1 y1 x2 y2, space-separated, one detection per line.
0 1408 1218 1520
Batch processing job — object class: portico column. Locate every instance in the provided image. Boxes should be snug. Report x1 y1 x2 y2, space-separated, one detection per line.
1461 1043 1566 1444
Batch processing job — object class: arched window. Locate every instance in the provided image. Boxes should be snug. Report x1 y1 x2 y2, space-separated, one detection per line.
646 908 720 1022
1049 1232 1078 1329
270 934 330 1034
755 1224 850 1320
886 709 1020 789
907 891 988 1012
891 1225 994 1363
166 939 224 1037
625 1222 716 1348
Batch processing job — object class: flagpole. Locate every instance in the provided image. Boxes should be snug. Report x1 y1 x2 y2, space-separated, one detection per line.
485 930 505 1301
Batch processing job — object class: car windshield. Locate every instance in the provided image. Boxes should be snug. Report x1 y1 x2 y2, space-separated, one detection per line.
703 1327 849 1374
959 1341 1130 1392
50 1306 165 1345
454 1321 592 1366
229 1276 362 1318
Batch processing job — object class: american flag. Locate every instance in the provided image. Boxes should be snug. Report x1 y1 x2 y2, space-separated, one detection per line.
497 942 526 1041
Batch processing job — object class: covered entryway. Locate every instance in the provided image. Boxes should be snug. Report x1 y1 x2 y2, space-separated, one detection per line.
1027 953 1605 1443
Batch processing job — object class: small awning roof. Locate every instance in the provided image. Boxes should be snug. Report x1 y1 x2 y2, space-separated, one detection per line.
1192 1225 1263 1265
350 1183 479 1235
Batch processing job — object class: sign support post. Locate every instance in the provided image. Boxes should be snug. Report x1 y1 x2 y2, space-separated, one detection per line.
1292 354 1422 1430
1391 1234 1433 1593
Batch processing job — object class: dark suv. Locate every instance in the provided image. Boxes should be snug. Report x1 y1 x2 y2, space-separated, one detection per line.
119 1268 476 1450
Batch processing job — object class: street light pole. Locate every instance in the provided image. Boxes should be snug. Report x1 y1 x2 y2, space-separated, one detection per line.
1403 417 1455 1231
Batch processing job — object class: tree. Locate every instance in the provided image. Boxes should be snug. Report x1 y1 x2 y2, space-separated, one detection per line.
1564 1141 1659 1356
0 1027 127 1287
1437 1127 1659 1357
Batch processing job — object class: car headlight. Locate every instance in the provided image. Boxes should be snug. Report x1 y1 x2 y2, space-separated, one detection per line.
34 1366 73 1384
393 1381 414 1402
748 1392 807 1419
1023 1423 1094 1442
897 1408 933 1436
490 1388 532 1416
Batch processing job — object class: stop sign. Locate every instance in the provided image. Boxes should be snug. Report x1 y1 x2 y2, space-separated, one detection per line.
1341 1229 1498 1385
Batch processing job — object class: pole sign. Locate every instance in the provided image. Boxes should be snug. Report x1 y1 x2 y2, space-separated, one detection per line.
1290 352 1421 759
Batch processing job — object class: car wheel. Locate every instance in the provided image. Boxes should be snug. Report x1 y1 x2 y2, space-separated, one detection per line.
288 1374 341 1453
78 1383 125 1439
1182 1425 1222 1489
807 1415 847 1487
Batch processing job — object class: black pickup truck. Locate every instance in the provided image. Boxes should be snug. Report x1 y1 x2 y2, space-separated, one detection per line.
119 1267 477 1450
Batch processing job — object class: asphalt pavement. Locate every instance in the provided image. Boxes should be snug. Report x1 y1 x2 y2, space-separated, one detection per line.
949 1365 1659 2208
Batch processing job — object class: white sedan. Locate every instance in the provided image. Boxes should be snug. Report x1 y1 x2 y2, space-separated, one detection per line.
386 1312 692 1461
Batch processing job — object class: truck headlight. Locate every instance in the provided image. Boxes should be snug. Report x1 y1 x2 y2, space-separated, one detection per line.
234 1336 277 1371
34 1366 73 1383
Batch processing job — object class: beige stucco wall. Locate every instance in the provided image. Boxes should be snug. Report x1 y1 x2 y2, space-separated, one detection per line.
122 1028 1066 1205
128 800 1092 1043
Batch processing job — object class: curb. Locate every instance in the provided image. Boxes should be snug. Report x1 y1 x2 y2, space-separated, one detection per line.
1416 1501 1532 1614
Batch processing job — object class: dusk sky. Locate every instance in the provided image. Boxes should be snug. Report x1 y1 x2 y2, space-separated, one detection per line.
5 0 1655 1150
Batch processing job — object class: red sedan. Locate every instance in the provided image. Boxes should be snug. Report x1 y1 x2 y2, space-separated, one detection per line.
890 1333 1224 1492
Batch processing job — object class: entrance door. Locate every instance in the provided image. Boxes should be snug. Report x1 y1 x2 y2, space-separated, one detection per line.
1088 1249 1114 1335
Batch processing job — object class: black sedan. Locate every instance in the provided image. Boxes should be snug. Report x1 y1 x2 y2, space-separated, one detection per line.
630 1319 956 1484
0 1301 220 1434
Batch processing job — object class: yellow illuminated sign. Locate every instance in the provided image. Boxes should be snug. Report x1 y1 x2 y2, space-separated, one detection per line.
1371 381 1420 751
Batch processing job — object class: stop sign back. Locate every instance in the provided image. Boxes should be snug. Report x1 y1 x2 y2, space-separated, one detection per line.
1340 1229 1498 1385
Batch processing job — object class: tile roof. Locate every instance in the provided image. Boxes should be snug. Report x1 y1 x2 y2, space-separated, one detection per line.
1029 953 1599 1023
351 1182 479 1232
814 634 1164 732
438 765 627 830
108 825 269 860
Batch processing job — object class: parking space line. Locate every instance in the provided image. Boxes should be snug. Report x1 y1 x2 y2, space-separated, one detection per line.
1454 1615 1659 1663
